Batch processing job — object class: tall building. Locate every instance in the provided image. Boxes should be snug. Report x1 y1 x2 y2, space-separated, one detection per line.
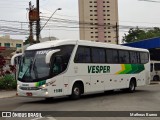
79 0 118 44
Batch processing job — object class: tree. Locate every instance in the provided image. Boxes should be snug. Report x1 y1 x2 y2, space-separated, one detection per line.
0 55 6 76
122 27 160 43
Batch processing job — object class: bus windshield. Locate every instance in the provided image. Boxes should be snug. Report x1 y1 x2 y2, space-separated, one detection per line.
18 49 51 82
18 45 74 82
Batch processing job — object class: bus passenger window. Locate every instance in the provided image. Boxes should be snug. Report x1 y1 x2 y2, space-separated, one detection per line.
106 49 119 63
150 63 153 72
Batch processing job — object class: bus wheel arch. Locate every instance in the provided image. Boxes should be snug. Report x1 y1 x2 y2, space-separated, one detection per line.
70 81 84 99
128 77 137 92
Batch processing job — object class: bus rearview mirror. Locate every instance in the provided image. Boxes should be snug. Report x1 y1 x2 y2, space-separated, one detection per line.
11 53 23 65
45 49 60 64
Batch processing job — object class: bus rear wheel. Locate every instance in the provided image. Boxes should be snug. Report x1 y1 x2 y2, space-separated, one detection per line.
128 80 136 93
70 83 82 100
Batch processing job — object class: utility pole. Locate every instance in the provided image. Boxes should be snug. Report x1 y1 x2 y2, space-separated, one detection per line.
29 1 33 45
36 0 40 43
116 22 119 45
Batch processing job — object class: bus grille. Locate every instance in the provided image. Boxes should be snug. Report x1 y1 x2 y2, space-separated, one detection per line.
20 87 40 90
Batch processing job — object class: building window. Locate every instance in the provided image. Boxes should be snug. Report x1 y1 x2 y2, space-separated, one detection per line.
16 44 22 48
4 43 10 47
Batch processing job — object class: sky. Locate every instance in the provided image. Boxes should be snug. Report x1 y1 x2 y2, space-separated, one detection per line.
0 0 160 43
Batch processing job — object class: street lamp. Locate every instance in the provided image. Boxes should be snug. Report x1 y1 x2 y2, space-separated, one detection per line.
40 8 62 32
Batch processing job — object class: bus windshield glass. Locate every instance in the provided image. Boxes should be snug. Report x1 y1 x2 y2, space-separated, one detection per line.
18 45 74 82
18 49 51 82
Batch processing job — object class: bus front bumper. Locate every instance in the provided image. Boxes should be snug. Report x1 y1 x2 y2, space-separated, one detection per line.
17 88 50 98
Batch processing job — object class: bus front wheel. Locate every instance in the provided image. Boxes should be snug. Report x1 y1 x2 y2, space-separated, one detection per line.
70 83 82 100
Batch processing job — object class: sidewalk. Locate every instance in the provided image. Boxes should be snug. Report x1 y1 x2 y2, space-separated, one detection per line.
0 90 16 99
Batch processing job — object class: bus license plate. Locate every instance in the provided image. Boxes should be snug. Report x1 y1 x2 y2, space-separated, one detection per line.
26 92 32 96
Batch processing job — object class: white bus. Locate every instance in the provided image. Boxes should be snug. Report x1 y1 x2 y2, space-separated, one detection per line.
11 40 150 99
150 60 160 81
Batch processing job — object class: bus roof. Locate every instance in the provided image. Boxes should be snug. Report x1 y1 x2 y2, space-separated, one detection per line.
26 39 149 52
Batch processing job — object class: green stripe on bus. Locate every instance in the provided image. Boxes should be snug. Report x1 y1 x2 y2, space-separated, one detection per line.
117 64 145 74
35 80 46 87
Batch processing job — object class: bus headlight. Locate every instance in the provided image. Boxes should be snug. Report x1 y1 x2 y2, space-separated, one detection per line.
17 84 20 88
39 84 46 89
42 84 46 88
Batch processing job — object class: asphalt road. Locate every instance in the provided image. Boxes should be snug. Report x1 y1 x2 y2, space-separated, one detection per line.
0 83 160 120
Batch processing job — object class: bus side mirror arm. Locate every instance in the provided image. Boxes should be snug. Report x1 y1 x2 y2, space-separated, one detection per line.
11 53 23 65
45 49 60 64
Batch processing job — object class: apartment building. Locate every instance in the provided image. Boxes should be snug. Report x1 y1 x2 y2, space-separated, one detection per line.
0 35 23 53
79 0 118 44
0 35 23 64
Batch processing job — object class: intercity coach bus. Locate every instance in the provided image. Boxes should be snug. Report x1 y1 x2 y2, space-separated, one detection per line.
11 40 150 99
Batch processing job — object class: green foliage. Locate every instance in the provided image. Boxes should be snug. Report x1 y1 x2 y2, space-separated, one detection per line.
0 74 16 90
122 27 160 43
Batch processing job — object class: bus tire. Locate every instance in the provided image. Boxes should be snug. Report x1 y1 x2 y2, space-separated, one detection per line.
71 83 82 100
153 75 159 81
128 79 136 93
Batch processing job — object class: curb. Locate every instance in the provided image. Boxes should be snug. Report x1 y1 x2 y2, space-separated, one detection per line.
0 90 16 99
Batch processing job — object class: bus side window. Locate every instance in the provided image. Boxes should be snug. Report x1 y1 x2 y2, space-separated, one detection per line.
52 55 63 75
154 63 160 71
150 63 153 72
106 49 119 63
74 46 91 63
130 51 138 64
